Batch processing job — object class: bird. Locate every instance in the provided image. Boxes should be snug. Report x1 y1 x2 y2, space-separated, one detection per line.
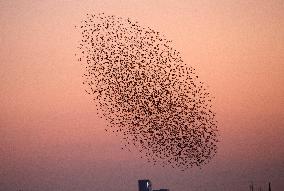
75 13 219 170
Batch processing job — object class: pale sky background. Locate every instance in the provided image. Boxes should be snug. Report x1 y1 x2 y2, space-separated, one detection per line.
0 0 283 191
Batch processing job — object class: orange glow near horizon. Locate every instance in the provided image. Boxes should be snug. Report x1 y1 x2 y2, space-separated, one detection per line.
0 1 283 191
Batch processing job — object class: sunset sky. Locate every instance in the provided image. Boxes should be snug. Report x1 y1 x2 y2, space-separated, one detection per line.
1 0 283 191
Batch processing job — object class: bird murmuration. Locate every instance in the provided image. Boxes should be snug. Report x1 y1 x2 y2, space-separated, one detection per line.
76 13 219 170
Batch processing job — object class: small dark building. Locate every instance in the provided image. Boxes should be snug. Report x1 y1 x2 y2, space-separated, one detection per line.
138 179 152 191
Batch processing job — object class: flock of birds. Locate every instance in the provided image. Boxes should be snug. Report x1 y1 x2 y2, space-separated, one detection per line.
76 13 219 170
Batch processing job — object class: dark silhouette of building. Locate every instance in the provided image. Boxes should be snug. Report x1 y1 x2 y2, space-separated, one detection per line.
138 179 169 191
249 182 254 191
269 182 271 191
138 180 152 191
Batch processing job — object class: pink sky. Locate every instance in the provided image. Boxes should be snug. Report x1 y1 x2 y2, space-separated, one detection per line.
1 0 283 190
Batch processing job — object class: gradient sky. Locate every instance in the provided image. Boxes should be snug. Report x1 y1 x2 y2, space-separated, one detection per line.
1 0 283 191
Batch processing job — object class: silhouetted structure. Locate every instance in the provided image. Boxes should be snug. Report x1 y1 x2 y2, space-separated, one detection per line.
138 180 152 191
138 179 169 191
249 182 254 191
268 182 271 191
